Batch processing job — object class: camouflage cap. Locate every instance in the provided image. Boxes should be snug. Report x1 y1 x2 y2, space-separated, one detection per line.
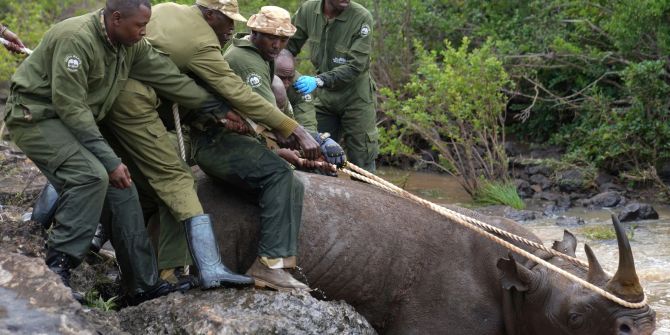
246 6 296 37
196 0 247 22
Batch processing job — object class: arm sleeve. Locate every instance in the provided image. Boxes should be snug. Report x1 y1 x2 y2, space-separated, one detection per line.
128 41 226 119
319 15 373 89
51 37 121 172
287 6 308 56
188 46 299 138
288 87 318 133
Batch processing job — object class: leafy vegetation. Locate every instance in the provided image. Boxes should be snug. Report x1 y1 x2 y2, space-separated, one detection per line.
84 289 118 311
381 38 512 195
3 0 670 193
474 180 525 209
580 224 636 241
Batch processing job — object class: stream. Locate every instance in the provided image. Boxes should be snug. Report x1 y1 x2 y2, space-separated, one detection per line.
377 168 670 334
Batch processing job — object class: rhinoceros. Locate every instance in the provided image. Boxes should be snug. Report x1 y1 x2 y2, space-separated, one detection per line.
197 170 656 334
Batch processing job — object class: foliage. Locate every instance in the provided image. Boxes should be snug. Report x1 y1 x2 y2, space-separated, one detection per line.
580 224 636 241
4 0 670 178
381 38 512 195
473 180 525 209
84 289 118 311
371 0 670 179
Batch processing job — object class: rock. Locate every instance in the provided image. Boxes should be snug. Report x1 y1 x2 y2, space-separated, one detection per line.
0 250 103 335
595 172 614 186
542 204 563 216
530 184 543 194
502 207 542 222
537 191 560 202
526 165 553 176
556 169 587 193
118 289 375 335
618 203 659 222
556 195 572 210
598 182 625 193
0 249 374 335
555 216 585 226
514 179 533 198
585 191 625 208
529 174 552 190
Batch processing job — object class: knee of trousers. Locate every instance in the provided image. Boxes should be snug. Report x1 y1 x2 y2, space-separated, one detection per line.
346 129 380 166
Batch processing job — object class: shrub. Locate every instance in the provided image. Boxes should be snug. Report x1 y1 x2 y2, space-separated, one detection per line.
381 37 512 196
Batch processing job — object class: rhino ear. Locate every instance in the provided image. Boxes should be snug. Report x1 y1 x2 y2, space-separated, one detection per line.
497 254 536 292
551 230 577 257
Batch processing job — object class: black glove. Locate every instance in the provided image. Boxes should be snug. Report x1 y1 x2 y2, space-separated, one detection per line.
312 132 346 168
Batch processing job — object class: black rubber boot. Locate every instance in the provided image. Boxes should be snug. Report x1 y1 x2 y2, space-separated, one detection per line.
184 214 254 289
32 182 59 230
125 280 190 307
45 249 84 302
89 223 107 254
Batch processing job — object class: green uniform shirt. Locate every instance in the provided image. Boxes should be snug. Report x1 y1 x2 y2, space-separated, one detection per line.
287 0 373 91
286 70 318 133
146 3 299 137
223 33 276 105
5 10 220 172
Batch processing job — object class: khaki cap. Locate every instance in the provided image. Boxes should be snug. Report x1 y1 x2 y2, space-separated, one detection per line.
247 6 296 37
196 0 247 22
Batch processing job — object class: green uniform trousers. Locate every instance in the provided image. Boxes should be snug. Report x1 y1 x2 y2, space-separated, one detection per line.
8 118 158 294
101 79 197 270
314 86 379 172
192 128 304 258
104 79 203 221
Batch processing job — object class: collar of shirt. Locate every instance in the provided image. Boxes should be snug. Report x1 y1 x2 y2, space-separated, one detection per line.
315 0 353 22
97 9 117 51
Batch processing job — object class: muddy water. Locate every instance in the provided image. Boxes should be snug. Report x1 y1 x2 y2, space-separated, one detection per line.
377 167 670 334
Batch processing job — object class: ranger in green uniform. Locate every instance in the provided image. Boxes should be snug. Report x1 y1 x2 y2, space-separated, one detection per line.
114 0 320 290
287 0 379 172
274 49 317 133
2 0 222 304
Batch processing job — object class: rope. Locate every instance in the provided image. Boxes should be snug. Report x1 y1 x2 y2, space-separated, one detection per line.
347 163 593 271
172 103 186 161
338 163 648 309
0 37 32 55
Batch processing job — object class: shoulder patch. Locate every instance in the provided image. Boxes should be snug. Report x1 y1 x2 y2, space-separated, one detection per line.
64 55 82 72
303 94 313 102
360 24 370 37
246 73 262 88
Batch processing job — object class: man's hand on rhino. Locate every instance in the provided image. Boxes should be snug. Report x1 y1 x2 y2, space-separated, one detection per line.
290 126 320 160
219 111 250 134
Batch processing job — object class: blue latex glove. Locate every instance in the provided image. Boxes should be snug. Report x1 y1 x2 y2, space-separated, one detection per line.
294 76 318 94
312 132 346 167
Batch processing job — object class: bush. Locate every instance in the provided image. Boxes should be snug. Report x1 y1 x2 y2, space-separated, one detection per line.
381 38 512 195
474 180 525 209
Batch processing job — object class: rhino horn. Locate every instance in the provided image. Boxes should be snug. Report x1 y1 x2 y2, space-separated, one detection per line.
551 230 577 257
605 214 644 302
584 244 608 286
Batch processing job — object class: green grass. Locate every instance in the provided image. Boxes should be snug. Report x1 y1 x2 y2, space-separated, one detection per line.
84 289 118 311
473 180 525 209
580 224 637 240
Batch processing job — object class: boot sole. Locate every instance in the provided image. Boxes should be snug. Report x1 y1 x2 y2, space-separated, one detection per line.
252 278 310 292
200 280 255 290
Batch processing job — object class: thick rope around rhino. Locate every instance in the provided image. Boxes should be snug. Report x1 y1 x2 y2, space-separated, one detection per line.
339 163 648 309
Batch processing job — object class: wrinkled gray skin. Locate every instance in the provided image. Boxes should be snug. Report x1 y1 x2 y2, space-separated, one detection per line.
197 171 655 334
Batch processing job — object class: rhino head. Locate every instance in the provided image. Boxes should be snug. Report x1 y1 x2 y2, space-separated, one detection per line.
496 215 656 335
